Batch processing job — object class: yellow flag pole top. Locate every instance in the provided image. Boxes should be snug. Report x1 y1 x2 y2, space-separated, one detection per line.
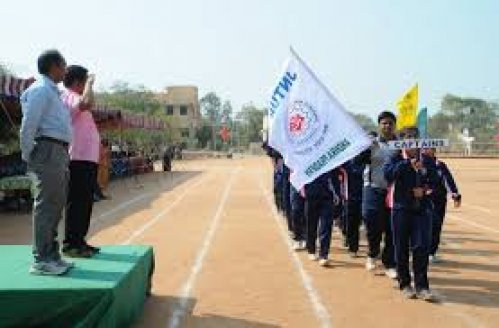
396 84 418 131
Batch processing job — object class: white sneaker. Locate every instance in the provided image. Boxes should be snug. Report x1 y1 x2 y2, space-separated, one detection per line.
385 268 398 280
366 257 376 271
300 241 307 249
57 258 75 270
417 289 436 302
319 258 330 267
293 241 305 251
30 261 69 276
429 255 442 264
308 253 319 261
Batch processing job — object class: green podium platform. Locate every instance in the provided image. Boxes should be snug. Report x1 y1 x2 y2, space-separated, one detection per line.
0 245 154 328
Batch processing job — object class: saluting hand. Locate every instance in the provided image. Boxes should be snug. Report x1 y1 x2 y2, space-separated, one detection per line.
410 158 423 170
86 74 96 86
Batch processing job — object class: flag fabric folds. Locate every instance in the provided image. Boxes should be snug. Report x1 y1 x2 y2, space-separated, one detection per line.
267 49 371 190
396 84 418 130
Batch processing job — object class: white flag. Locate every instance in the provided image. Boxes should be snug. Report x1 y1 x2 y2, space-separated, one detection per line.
268 49 371 190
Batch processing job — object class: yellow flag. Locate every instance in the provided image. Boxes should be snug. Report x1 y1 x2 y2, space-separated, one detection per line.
396 84 418 130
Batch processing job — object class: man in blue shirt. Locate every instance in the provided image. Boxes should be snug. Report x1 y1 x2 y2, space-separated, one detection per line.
20 50 73 276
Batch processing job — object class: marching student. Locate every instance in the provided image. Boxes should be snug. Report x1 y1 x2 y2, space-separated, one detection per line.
423 147 461 263
358 111 398 279
341 156 365 257
263 143 284 211
384 127 438 301
282 164 294 237
337 168 348 248
290 184 306 250
303 169 341 267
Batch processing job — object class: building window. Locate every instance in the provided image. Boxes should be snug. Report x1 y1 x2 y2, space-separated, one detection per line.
181 128 190 138
180 105 188 116
166 105 174 115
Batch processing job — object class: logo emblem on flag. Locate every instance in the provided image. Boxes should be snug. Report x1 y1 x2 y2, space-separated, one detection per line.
287 100 319 146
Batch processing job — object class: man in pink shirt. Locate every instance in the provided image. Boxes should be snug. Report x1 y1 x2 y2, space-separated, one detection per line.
61 65 100 257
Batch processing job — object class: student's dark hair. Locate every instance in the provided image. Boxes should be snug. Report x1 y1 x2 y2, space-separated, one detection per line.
377 111 397 124
37 50 65 75
398 126 419 139
63 65 88 88
368 131 378 138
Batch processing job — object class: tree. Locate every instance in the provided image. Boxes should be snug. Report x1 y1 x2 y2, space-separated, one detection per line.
235 104 265 148
196 118 213 149
221 100 233 124
351 113 376 133
97 82 164 115
428 112 453 139
95 82 174 149
439 94 497 142
0 63 10 75
200 92 222 150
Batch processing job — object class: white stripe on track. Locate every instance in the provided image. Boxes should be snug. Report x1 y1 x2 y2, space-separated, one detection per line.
92 172 189 225
462 203 492 214
447 213 499 235
258 179 332 328
167 169 238 328
121 173 211 245
92 193 151 224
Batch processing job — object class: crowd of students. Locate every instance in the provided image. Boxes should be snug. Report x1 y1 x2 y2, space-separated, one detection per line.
264 111 461 301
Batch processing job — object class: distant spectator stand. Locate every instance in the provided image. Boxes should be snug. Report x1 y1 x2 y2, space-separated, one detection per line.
0 75 35 211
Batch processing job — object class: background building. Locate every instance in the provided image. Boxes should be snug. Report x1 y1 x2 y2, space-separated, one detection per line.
157 86 201 146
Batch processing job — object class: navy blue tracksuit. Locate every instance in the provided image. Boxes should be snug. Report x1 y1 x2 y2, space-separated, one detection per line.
304 170 340 260
282 165 293 235
358 140 398 270
268 149 283 212
384 153 438 291
429 158 460 256
290 185 305 242
342 160 364 253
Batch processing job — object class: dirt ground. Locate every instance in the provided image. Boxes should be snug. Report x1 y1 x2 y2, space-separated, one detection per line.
1 157 498 328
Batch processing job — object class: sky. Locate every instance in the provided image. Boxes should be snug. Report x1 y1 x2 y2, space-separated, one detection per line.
2 0 499 118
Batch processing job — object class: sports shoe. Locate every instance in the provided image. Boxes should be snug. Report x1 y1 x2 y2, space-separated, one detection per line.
293 241 306 251
417 289 436 302
319 258 330 267
56 258 74 269
63 247 94 258
366 257 376 271
85 244 101 254
402 286 416 299
29 261 69 276
348 251 358 259
429 254 442 264
308 253 319 261
385 268 398 280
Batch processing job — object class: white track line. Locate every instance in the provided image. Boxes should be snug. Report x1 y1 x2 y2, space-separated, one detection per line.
92 193 152 224
92 172 188 225
462 204 492 214
121 173 211 245
258 179 332 328
447 213 499 235
167 169 238 328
